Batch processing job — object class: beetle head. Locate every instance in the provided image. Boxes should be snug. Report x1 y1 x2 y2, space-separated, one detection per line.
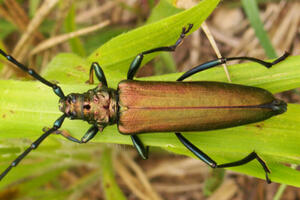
58 88 117 126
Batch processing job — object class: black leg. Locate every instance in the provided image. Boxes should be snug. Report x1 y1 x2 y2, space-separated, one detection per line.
81 125 99 143
216 152 271 183
131 135 149 160
177 52 290 81
175 133 216 167
49 125 99 144
127 24 193 80
88 62 108 86
0 114 66 181
175 133 271 183
0 49 65 99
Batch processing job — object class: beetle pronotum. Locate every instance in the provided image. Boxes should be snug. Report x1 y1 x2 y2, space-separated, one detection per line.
0 24 289 183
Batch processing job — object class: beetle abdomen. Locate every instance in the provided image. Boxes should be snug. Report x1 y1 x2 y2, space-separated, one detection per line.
117 80 286 134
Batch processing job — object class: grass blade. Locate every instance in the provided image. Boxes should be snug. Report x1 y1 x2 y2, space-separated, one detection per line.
241 0 277 58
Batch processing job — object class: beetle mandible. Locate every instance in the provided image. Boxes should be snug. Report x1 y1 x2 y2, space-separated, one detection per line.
0 24 289 183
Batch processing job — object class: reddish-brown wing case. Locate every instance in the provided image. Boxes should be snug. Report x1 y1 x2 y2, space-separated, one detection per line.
117 80 277 134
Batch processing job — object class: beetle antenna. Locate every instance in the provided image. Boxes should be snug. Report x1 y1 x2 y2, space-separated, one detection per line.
0 114 66 181
0 49 65 99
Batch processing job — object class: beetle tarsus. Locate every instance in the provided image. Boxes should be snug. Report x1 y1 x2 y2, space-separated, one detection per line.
127 24 193 80
270 52 290 65
217 151 272 183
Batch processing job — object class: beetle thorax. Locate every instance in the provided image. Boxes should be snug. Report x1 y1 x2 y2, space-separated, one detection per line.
59 86 118 127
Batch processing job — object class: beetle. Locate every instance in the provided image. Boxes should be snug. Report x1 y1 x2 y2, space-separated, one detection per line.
0 24 289 183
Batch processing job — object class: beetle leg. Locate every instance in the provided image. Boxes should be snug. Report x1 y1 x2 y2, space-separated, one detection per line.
81 125 99 143
50 125 99 144
0 114 66 181
177 52 290 81
127 24 193 80
131 135 149 160
88 62 108 86
42 127 81 143
216 152 271 183
175 132 271 183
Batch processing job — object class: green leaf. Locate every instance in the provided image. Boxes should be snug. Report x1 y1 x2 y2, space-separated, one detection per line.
87 0 220 77
146 0 182 24
154 52 177 75
0 19 16 39
101 147 126 200
64 4 86 57
0 41 5 71
29 0 40 18
203 169 225 196
83 27 130 55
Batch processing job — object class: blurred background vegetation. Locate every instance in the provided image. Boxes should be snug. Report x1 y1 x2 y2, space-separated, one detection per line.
0 0 300 199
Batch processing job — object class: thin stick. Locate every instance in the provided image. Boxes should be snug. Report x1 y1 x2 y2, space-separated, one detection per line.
30 20 110 57
201 22 232 82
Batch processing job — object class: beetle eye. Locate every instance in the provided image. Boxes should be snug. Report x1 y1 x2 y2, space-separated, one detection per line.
67 111 72 116
83 104 91 110
67 95 76 104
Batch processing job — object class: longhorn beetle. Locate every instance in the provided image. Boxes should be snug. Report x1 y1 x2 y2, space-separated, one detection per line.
0 24 289 183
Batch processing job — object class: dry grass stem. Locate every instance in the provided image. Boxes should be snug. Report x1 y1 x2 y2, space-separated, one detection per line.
188 30 201 67
0 1 44 42
29 20 110 57
75 2 115 24
147 158 207 179
0 5 14 24
4 0 28 32
153 183 203 193
209 26 240 47
264 2 286 31
114 156 152 200
7 0 29 29
121 153 163 200
207 179 238 200
38 0 74 70
12 0 59 56
272 3 300 51
52 0 74 36
201 22 231 82
2 0 59 79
